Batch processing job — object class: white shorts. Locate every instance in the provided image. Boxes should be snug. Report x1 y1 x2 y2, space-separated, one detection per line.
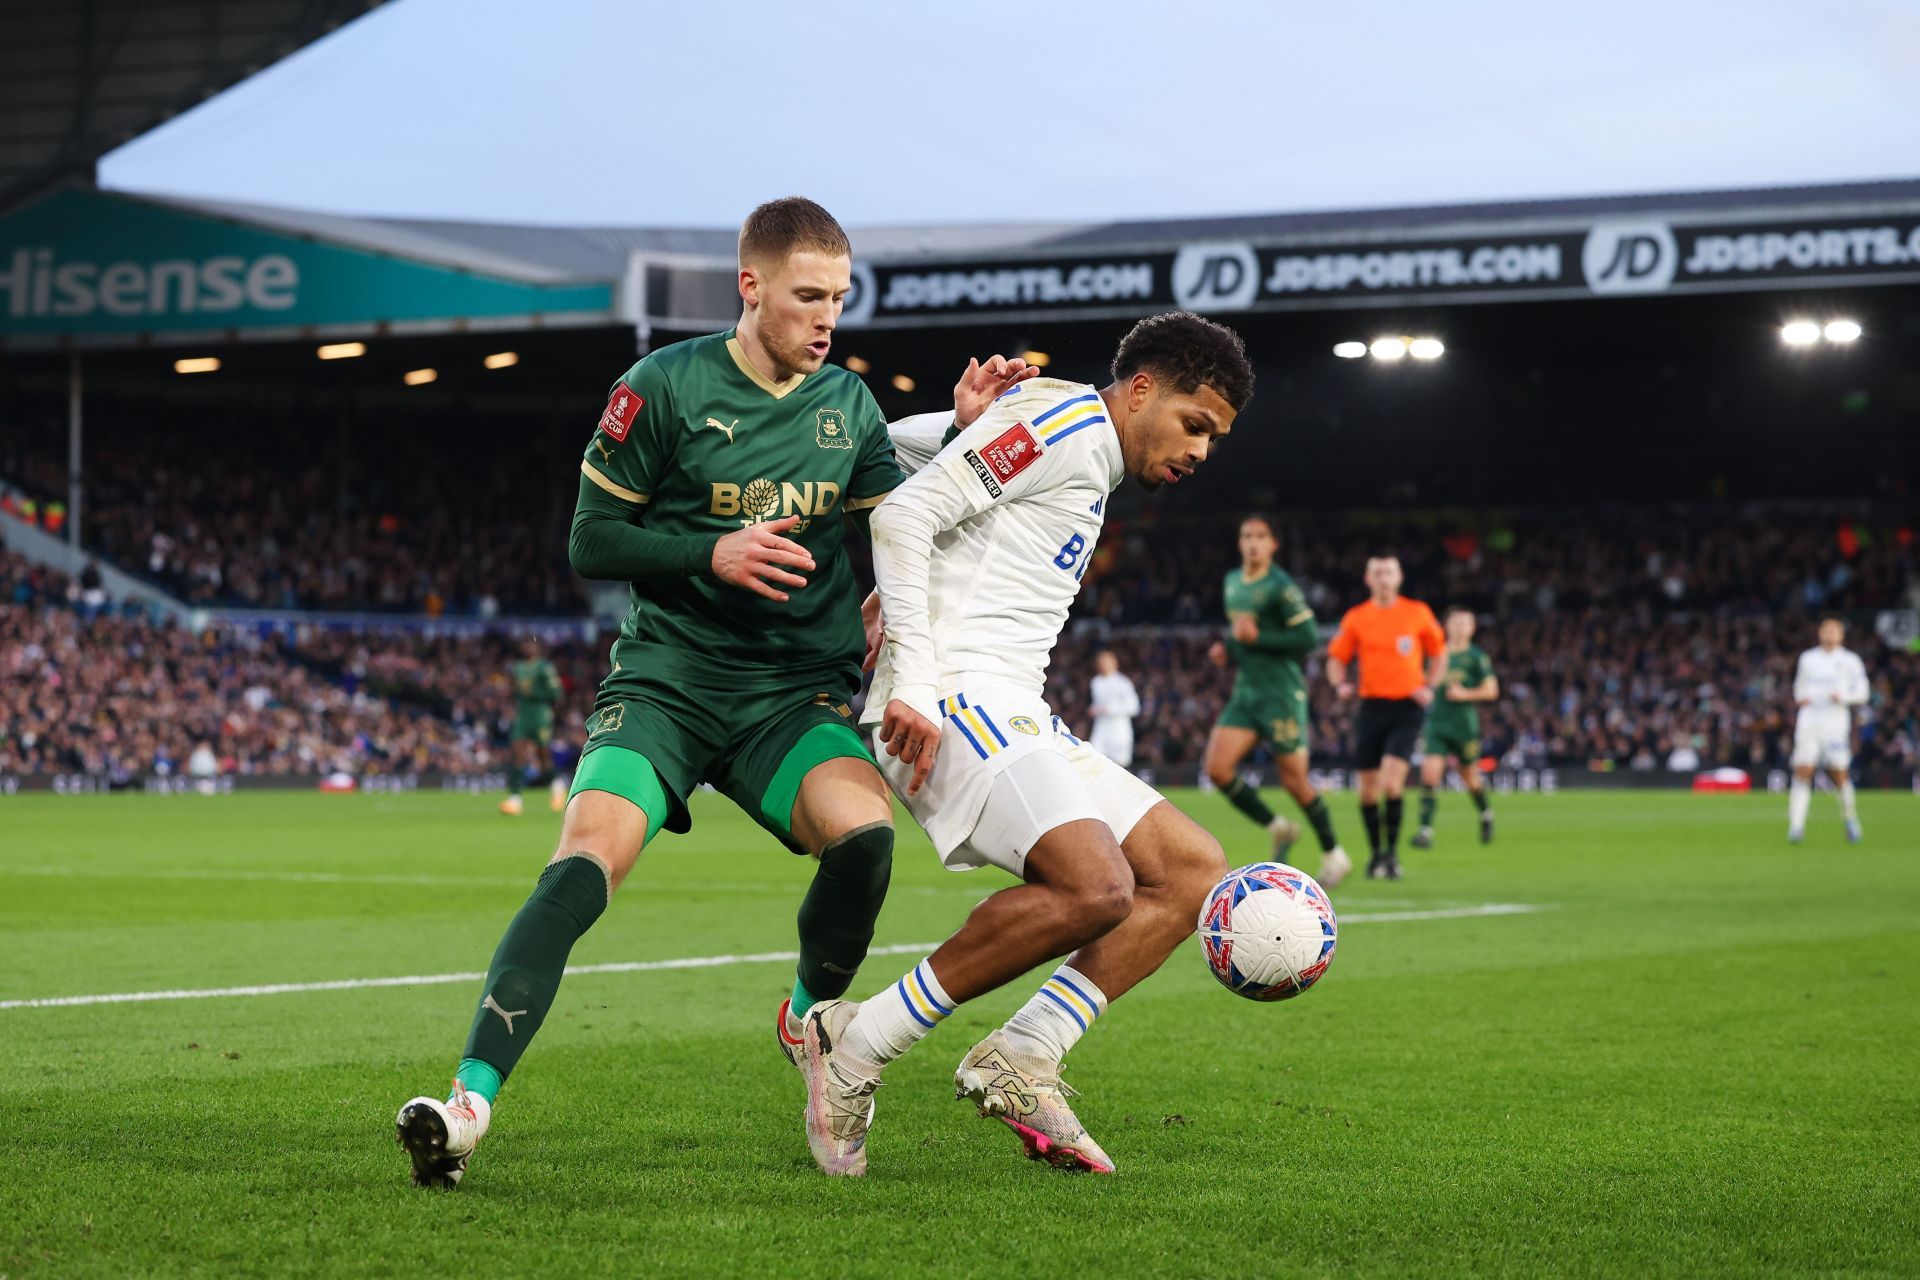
1791 712 1852 770
1089 722 1134 769
873 690 1163 876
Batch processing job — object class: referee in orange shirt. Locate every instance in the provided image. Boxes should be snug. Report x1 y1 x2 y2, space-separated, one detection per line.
1326 554 1447 879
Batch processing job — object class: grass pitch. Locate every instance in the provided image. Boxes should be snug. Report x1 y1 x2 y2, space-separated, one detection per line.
1 787 1915 1278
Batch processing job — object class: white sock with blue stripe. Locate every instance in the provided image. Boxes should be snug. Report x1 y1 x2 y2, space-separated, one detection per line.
839 958 956 1067
1002 964 1107 1065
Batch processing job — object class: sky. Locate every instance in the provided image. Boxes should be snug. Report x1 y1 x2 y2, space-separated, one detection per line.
99 0 1920 230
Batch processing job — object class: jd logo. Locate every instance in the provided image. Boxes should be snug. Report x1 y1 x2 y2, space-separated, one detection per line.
816 409 852 449
704 417 738 444
710 478 843 531
1582 220 1678 294
1172 241 1259 310
589 703 625 738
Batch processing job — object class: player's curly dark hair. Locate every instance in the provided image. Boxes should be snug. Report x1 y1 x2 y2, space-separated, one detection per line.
739 196 851 268
1111 310 1254 411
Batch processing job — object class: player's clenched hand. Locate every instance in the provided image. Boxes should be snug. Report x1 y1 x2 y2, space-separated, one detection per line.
1230 614 1259 643
711 515 814 602
952 354 1040 427
880 699 942 796
1411 685 1436 708
1208 641 1229 668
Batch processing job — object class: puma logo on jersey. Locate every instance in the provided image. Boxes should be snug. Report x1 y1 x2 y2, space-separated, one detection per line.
482 994 528 1035
592 438 615 464
705 417 739 444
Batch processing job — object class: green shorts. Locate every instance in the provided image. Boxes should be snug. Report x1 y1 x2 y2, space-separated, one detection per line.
1218 686 1310 755
1423 726 1482 762
510 714 554 747
569 668 874 855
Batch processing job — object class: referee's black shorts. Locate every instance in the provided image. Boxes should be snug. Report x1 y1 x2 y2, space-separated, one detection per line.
1353 697 1425 769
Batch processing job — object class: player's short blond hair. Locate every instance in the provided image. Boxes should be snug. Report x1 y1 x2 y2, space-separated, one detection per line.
738 197 851 270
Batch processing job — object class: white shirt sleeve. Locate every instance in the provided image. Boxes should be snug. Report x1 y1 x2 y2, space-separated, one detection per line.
869 398 1083 721
886 412 953 476
1116 675 1140 717
1844 653 1870 706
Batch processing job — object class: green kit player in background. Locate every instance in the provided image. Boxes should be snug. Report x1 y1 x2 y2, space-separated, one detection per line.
499 636 566 817
395 197 1035 1186
1411 607 1500 849
1204 515 1352 888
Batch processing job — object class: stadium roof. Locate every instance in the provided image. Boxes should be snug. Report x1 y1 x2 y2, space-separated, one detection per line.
0 0 389 214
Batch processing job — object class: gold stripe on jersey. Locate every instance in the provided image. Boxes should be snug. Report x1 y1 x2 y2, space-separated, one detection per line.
580 460 649 504
843 490 893 511
725 336 806 400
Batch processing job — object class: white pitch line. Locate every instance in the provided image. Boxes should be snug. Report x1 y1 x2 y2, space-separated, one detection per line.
0 904 1542 1011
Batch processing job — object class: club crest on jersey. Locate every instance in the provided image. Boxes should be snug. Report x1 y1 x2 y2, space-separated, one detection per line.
599 381 643 442
816 408 852 450
1009 716 1040 736
589 703 626 738
1396 635 1414 655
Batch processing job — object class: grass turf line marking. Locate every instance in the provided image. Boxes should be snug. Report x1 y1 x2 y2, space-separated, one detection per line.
0 904 1542 1011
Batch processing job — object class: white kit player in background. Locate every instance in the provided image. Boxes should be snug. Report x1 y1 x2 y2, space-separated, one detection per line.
794 312 1255 1179
1788 615 1870 843
1088 650 1141 769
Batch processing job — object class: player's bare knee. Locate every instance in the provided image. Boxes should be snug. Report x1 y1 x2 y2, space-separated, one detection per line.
1204 760 1236 790
1073 873 1135 935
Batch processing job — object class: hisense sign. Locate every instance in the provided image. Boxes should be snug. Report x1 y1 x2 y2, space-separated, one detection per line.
0 247 299 319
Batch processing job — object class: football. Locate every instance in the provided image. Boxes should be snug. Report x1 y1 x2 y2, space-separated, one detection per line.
1197 862 1338 1000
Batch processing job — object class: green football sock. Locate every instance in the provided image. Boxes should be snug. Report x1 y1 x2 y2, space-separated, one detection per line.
460 854 609 1087
454 1057 503 1105
1469 786 1490 813
789 978 820 1020
1221 776 1277 827
508 767 524 797
1299 795 1340 852
795 822 892 1002
1418 788 1438 827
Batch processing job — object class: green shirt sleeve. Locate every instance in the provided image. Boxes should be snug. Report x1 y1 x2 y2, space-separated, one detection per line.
568 475 719 580
1236 581 1317 657
843 381 905 542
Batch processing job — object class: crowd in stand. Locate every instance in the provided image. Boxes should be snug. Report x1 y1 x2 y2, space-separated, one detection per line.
7 442 1920 780
0 551 511 780
1048 506 1920 780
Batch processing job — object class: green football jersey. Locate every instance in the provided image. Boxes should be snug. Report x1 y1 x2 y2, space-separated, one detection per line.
580 330 901 681
1223 565 1315 699
1429 644 1495 738
511 658 562 721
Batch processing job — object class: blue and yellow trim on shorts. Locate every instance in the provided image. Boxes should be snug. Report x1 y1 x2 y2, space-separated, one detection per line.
1030 392 1108 445
939 693 1011 760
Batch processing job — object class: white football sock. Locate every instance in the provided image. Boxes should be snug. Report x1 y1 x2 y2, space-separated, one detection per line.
838 958 954 1067
1002 964 1108 1065
1788 779 1811 831
1838 779 1859 824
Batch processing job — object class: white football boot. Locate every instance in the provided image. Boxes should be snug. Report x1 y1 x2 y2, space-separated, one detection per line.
955 1031 1114 1174
395 1080 490 1188
1318 845 1353 889
1268 816 1302 861
800 999 880 1177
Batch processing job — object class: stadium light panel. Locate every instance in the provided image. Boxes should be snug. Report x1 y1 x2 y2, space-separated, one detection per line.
316 342 366 360
844 355 871 374
1408 337 1445 360
1370 337 1408 361
1332 341 1368 359
1021 350 1051 367
1823 319 1862 344
483 351 519 370
1780 320 1821 346
403 368 438 386
173 356 220 374
891 374 916 392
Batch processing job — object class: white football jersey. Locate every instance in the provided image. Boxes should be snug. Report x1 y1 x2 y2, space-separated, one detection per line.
1090 672 1140 730
887 411 953 475
1793 645 1869 721
866 378 1124 724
